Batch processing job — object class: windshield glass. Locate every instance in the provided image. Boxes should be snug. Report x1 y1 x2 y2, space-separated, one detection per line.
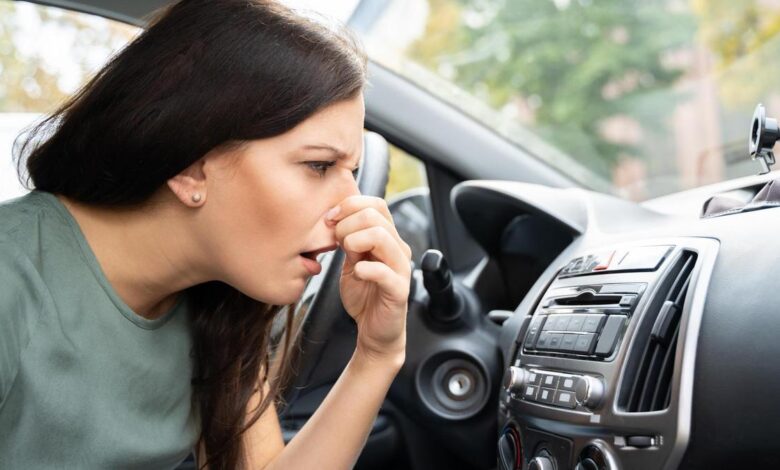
285 0 778 201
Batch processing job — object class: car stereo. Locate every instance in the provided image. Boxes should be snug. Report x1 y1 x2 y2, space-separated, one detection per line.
522 282 646 359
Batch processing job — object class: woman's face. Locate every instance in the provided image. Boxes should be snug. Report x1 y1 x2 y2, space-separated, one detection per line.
197 94 364 305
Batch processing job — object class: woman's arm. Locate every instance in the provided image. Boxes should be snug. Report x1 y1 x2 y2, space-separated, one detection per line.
258 348 402 470
198 348 402 470
254 195 410 469
201 195 410 469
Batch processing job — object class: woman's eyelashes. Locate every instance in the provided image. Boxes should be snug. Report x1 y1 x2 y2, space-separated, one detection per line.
305 161 360 179
305 160 335 177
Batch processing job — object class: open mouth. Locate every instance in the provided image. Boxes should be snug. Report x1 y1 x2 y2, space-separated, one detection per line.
300 244 338 260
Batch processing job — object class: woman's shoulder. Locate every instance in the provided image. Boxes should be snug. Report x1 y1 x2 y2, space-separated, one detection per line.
0 190 80 278
0 190 61 244
0 208 57 402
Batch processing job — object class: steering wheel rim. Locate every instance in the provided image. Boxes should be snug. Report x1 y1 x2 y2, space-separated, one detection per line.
278 131 391 407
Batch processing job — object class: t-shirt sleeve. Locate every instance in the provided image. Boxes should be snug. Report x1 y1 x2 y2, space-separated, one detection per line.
0 239 49 402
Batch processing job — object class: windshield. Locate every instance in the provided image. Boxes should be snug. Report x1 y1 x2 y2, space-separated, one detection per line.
285 0 779 201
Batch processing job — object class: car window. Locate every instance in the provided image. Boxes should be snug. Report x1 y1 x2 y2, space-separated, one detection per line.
0 0 139 202
283 0 780 201
385 143 432 265
386 144 427 199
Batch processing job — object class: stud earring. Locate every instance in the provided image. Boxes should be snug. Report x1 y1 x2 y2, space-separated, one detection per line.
191 193 202 203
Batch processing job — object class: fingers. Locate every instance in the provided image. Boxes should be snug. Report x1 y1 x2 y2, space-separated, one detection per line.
328 196 413 260
342 226 411 275
352 260 408 300
329 195 393 225
334 207 412 258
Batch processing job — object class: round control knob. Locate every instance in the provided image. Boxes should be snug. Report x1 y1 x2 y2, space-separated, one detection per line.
503 366 526 396
497 427 522 470
575 376 604 409
575 458 600 470
528 456 554 470
577 444 609 470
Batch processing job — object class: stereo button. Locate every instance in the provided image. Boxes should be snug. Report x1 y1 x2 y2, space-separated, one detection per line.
583 314 606 333
574 333 596 354
561 334 578 351
595 315 626 356
567 315 585 331
524 315 546 348
536 332 552 349
541 374 559 388
546 333 564 350
537 388 556 404
551 315 572 331
554 390 577 408
527 371 541 385
559 376 579 391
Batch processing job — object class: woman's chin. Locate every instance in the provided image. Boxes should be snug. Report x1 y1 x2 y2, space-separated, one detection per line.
251 279 307 306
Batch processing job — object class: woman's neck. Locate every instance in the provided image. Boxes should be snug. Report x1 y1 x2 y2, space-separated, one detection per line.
56 191 212 319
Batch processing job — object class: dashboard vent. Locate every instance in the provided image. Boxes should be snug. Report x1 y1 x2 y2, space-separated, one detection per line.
619 251 697 412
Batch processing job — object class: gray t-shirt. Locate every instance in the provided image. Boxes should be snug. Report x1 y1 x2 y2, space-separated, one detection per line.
0 190 200 469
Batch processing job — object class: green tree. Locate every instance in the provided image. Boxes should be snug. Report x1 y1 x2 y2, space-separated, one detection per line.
692 0 780 109
409 0 694 179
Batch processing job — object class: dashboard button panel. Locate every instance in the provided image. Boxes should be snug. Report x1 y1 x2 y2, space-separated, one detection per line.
523 279 641 359
524 313 627 358
510 368 604 411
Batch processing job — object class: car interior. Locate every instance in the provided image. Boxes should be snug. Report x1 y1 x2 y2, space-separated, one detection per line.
4 1 780 469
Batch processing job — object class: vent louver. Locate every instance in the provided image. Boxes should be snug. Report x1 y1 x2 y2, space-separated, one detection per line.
619 251 697 412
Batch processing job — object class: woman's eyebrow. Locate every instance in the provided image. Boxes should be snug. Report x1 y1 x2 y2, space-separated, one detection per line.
301 144 349 160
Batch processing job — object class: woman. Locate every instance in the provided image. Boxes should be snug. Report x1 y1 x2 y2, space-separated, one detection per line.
0 1 412 469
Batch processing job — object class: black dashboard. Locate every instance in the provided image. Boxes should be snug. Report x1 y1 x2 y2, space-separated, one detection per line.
447 176 780 470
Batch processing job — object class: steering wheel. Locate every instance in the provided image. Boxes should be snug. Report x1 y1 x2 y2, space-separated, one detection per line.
277 130 391 407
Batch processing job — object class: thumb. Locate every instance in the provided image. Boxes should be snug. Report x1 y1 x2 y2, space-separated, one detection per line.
343 245 364 268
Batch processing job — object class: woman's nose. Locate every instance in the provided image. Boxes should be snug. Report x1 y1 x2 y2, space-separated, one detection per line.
342 169 361 198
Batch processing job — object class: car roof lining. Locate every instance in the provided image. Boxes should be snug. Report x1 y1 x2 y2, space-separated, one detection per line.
20 0 166 26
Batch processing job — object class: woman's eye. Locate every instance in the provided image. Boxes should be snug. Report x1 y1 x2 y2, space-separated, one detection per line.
306 161 336 177
352 167 360 180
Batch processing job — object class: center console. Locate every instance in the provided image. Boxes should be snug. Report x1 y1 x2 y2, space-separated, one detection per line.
497 238 718 470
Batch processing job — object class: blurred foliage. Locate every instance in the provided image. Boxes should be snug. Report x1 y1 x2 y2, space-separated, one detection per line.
385 145 427 199
408 0 694 179
0 1 135 113
692 0 780 108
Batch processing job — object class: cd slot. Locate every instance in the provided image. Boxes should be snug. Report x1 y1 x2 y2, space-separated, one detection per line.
548 292 623 307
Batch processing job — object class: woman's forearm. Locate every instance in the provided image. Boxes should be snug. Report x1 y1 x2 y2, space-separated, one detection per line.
264 348 403 470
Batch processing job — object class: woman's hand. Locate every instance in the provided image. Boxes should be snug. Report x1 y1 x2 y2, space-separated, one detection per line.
327 195 413 367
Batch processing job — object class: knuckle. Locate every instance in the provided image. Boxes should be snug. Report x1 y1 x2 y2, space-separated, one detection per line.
343 232 358 250
372 196 389 211
356 209 372 225
366 207 384 223
370 225 388 238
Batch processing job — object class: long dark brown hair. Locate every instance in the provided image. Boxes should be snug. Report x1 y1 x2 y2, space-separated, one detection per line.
14 1 366 468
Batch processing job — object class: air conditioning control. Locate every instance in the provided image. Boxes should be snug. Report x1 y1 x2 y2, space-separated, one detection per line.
497 426 523 470
576 444 609 470
575 376 604 409
528 456 554 470
504 366 526 396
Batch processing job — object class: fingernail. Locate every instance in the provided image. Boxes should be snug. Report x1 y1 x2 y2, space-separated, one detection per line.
326 206 341 220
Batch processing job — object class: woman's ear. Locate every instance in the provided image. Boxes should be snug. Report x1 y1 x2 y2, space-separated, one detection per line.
167 158 208 207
